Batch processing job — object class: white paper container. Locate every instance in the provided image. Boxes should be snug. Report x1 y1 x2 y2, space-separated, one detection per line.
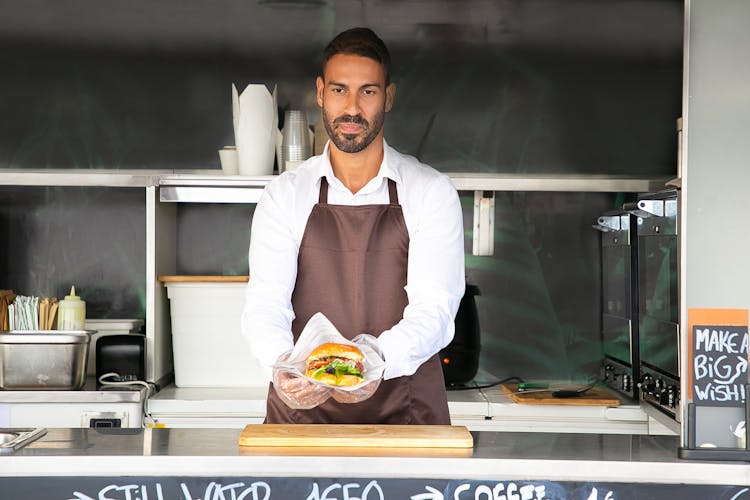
165 281 265 388
84 318 145 376
232 83 278 176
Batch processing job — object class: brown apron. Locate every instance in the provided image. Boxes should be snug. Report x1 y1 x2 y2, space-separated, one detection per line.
265 177 450 424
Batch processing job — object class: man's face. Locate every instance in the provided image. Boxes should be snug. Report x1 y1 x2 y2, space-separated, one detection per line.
316 54 395 154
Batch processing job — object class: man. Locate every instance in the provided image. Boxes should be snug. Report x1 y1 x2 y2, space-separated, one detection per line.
242 27 465 424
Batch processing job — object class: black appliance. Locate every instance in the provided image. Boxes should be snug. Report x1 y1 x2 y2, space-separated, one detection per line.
96 334 147 385
440 284 481 386
626 190 680 418
594 210 639 400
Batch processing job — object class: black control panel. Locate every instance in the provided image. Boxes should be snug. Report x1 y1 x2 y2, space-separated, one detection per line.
638 366 680 418
602 358 637 399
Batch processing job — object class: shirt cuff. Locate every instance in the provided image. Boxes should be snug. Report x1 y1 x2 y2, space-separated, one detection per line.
377 330 413 380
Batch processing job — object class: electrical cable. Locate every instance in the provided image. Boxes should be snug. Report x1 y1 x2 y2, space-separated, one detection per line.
98 372 158 428
98 372 156 399
446 376 525 391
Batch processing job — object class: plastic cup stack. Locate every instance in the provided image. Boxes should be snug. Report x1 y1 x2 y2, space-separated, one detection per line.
281 110 312 172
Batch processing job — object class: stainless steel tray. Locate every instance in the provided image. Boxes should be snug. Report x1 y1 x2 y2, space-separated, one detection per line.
0 330 94 343
0 330 93 390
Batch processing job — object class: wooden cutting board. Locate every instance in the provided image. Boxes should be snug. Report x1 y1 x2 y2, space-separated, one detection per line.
238 444 473 458
501 383 621 406
158 275 248 282
238 424 473 449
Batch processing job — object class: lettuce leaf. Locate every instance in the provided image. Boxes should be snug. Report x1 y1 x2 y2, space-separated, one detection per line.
332 360 363 378
311 360 364 380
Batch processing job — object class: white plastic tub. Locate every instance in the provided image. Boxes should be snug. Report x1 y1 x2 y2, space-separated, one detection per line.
164 280 266 388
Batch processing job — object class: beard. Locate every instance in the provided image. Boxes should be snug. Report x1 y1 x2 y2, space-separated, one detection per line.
322 107 385 154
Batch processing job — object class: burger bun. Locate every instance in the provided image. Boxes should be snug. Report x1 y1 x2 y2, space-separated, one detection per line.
336 374 363 387
308 371 338 386
307 342 363 362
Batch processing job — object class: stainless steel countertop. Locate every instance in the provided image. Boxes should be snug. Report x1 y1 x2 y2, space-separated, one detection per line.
3 427 747 485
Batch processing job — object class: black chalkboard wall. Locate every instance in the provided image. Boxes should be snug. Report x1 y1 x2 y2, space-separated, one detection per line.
1 475 749 500
0 0 683 381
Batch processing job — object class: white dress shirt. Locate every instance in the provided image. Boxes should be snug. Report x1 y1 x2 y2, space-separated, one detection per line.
241 140 465 380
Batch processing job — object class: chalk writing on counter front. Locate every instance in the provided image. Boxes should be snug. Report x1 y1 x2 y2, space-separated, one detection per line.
64 480 616 500
306 480 383 500
31 478 750 500
585 488 614 500
68 480 272 500
413 481 551 500
693 327 749 403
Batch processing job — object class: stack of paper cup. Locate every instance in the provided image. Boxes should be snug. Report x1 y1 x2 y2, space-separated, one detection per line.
281 110 312 172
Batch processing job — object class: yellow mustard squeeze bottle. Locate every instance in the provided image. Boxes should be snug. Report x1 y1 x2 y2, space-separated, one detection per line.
57 285 86 330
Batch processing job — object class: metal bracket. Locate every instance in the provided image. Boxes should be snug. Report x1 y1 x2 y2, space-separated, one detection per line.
631 199 678 236
594 214 629 233
472 191 495 256
624 199 677 219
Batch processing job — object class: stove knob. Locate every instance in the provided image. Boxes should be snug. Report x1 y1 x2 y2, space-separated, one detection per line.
604 364 614 381
639 374 656 395
658 387 670 405
620 373 633 392
655 378 665 392
667 386 678 408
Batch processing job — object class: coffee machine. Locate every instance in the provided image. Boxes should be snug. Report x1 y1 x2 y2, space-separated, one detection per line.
626 190 680 419
595 210 639 400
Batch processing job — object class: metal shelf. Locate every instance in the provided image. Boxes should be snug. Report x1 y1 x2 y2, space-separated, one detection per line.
0 169 171 187
0 170 672 202
159 175 273 203
159 173 671 202
448 173 671 193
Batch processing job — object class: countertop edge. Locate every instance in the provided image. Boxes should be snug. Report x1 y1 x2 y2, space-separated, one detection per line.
3 455 748 486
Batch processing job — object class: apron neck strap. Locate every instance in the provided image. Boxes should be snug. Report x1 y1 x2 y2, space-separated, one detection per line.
319 177 329 203
318 177 399 204
387 179 398 204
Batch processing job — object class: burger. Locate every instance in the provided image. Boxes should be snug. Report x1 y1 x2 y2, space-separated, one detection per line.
305 342 365 387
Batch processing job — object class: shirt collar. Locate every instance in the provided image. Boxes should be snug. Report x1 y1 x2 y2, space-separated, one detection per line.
317 139 403 195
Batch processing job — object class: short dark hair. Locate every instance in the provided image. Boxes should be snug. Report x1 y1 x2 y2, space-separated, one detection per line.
322 27 392 85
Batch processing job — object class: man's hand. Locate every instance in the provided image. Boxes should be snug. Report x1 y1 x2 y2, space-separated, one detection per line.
272 363 331 409
331 379 380 403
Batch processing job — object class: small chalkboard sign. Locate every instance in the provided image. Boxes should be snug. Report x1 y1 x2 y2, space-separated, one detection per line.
688 309 749 406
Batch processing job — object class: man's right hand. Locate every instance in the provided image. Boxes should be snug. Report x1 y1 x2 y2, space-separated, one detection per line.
272 351 332 410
